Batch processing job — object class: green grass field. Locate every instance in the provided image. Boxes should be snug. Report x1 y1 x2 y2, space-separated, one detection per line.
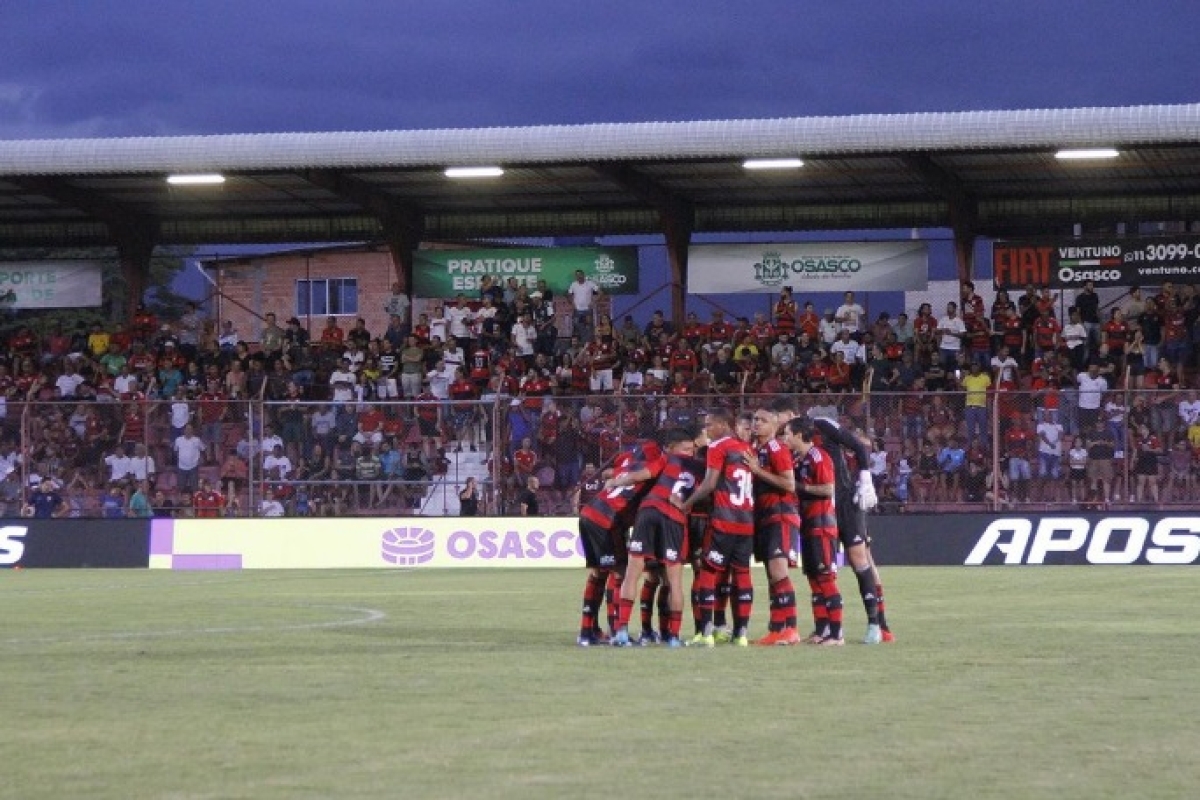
2 567 1198 800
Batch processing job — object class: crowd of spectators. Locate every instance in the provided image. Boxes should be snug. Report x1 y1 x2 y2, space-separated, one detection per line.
6 274 1200 518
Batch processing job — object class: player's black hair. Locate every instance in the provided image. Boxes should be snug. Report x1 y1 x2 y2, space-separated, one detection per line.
705 407 734 427
767 396 797 416
786 415 816 442
664 428 692 447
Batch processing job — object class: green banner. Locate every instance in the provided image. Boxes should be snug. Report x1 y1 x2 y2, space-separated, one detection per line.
413 247 639 298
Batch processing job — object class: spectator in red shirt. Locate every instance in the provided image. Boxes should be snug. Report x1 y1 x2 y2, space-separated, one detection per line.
192 478 226 518
773 287 797 337
1004 412 1036 502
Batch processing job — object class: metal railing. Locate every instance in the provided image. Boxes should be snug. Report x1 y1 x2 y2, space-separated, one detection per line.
10 382 1198 517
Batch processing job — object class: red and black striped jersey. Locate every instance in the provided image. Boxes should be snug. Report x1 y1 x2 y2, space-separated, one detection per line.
641 453 703 524
753 437 798 524
706 435 755 536
580 441 665 531
469 349 491 381
796 444 837 535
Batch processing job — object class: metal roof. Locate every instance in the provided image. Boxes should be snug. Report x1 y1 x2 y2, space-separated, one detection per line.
1 103 1199 247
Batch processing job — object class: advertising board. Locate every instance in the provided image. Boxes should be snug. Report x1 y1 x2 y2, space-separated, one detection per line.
992 236 1200 289
148 517 586 569
0 519 150 568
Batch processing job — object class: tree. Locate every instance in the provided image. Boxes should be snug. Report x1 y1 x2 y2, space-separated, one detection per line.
0 246 193 339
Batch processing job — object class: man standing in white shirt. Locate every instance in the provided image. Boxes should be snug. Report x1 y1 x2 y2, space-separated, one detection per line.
1177 389 1200 438
445 295 475 350
173 423 205 495
936 301 967 370
835 291 865 337
1036 413 1065 501
990 345 1020 387
818 309 840 349
105 444 131 484
566 269 600 342
383 282 411 336
1076 361 1108 433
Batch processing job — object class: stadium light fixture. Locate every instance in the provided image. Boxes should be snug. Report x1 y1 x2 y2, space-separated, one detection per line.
166 173 226 185
445 166 504 179
743 158 804 170
1054 148 1120 160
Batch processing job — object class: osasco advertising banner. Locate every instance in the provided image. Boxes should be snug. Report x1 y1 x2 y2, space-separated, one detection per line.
687 242 928 294
413 247 639 297
148 517 587 569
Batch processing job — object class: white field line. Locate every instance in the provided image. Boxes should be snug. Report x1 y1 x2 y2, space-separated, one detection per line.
1 605 387 647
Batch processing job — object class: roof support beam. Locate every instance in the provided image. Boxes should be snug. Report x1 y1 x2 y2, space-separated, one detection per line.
902 154 978 283
12 176 160 319
592 164 695 325
111 219 158 322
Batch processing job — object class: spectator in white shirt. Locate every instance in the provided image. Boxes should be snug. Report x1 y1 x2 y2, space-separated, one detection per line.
329 358 357 403
173 423 205 494
128 443 157 485
105 444 132 484
835 291 865 335
936 301 967 369
263 444 293 481
55 360 85 398
818 309 840 348
445 296 474 346
427 361 451 400
443 341 466 379
259 425 284 456
1076 362 1108 432
1178 389 1200 432
830 329 864 364
990 346 1020 386
428 305 449 344
512 313 537 358
566 269 600 340
258 488 285 517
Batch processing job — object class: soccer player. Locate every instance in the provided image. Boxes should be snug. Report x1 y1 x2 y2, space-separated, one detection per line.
575 440 664 647
743 407 801 645
784 416 845 645
808 413 892 643
612 429 699 647
678 408 756 647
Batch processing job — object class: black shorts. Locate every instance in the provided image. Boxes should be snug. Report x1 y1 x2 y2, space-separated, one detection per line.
630 508 687 565
418 417 439 437
687 514 710 562
578 518 627 570
800 532 839 577
701 530 753 572
835 490 869 549
754 518 799 568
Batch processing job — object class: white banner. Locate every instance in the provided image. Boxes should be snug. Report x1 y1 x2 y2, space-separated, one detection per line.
688 242 929 294
149 517 586 569
0 261 103 308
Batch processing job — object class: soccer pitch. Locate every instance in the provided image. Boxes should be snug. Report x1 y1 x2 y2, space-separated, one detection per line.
2 567 1198 800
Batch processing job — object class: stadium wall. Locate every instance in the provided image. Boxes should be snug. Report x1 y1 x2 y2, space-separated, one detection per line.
4 514 1199 569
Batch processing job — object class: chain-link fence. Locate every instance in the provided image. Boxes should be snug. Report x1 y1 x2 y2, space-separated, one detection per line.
10 384 1199 517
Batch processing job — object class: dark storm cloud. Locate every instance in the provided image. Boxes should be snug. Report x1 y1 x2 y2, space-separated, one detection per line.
2 0 1198 139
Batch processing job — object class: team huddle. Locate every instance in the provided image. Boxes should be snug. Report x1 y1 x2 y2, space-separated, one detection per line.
577 399 893 648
